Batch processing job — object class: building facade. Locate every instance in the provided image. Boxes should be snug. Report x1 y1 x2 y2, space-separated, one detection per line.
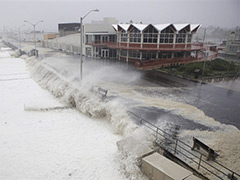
86 23 217 69
58 23 80 37
225 27 240 58
43 20 218 70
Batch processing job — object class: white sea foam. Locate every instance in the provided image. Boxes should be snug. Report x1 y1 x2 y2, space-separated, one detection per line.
22 51 240 178
0 50 151 180
25 56 138 135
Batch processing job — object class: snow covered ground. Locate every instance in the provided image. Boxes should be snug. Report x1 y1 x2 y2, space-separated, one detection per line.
0 47 149 180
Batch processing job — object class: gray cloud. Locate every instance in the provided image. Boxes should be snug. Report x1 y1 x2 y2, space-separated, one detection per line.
0 0 239 32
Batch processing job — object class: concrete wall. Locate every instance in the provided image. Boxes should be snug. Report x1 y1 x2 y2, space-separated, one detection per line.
117 137 202 180
142 152 197 180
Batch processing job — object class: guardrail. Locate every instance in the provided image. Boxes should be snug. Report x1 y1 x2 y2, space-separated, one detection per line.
135 51 218 70
128 111 240 180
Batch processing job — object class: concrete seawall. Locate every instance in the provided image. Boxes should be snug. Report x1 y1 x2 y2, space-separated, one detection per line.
117 136 202 180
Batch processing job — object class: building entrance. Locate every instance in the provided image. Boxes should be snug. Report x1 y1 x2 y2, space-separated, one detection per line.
101 49 109 58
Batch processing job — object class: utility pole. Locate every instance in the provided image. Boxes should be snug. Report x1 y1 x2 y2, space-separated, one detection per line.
18 25 25 49
79 9 99 81
24 20 44 55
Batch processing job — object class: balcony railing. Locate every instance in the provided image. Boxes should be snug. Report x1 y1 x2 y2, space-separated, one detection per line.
87 41 205 51
135 52 218 70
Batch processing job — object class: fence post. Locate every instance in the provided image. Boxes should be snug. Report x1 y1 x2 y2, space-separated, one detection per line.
156 128 159 139
174 139 178 154
198 154 202 170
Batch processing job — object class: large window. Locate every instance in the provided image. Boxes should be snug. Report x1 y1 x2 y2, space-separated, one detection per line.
95 35 101 43
129 50 140 58
109 35 117 42
176 29 186 43
160 27 174 44
86 35 92 44
158 52 172 59
142 51 156 60
187 33 191 43
143 25 158 43
129 27 141 43
120 50 127 57
120 30 128 42
174 51 184 58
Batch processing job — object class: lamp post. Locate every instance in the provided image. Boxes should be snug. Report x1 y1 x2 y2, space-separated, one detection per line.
79 9 99 81
18 25 25 49
24 20 44 52
202 28 207 76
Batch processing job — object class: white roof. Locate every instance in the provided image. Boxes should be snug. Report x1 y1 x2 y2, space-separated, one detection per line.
114 23 199 33
190 24 201 32
118 24 130 31
112 24 118 31
131 23 149 32
154 24 171 32
173 23 189 31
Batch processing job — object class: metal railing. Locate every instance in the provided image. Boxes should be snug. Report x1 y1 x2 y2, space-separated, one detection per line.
128 111 240 180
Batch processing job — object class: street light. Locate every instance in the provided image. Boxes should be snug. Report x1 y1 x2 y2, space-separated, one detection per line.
18 25 25 49
24 20 44 52
80 9 99 81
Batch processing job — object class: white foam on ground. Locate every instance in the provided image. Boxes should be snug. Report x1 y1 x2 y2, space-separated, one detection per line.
0 50 149 180
21 48 240 177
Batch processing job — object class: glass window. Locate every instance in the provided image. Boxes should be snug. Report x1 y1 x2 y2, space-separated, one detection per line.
120 30 128 42
143 25 158 43
142 51 156 60
187 34 191 43
160 26 174 44
176 29 186 43
129 50 140 58
158 52 172 59
129 27 141 43
95 35 101 43
120 50 127 57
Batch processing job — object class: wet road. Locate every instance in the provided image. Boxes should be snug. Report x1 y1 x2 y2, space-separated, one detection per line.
143 71 240 130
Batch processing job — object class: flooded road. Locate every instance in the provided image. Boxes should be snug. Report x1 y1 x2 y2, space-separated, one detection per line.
143 71 240 129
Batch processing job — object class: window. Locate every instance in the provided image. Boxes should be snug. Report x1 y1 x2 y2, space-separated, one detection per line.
109 35 116 42
95 35 101 43
120 50 127 57
129 27 141 43
143 25 158 43
187 34 191 43
174 51 184 58
159 52 172 59
160 27 174 44
120 30 128 42
142 51 156 60
129 50 140 58
176 29 186 43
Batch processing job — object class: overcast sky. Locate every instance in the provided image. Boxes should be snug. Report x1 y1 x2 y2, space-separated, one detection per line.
0 0 239 32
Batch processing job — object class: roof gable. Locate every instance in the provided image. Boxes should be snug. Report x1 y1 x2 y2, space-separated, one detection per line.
154 24 172 32
173 24 189 32
118 24 130 31
190 24 201 32
130 23 149 32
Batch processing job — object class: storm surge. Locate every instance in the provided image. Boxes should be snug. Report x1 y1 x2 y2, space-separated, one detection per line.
23 54 240 176
24 56 138 135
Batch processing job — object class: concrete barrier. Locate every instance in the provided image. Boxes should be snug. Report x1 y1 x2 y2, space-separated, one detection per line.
117 136 154 159
141 152 200 180
117 137 201 180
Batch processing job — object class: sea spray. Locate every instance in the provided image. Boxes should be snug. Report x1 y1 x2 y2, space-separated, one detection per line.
24 56 138 135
